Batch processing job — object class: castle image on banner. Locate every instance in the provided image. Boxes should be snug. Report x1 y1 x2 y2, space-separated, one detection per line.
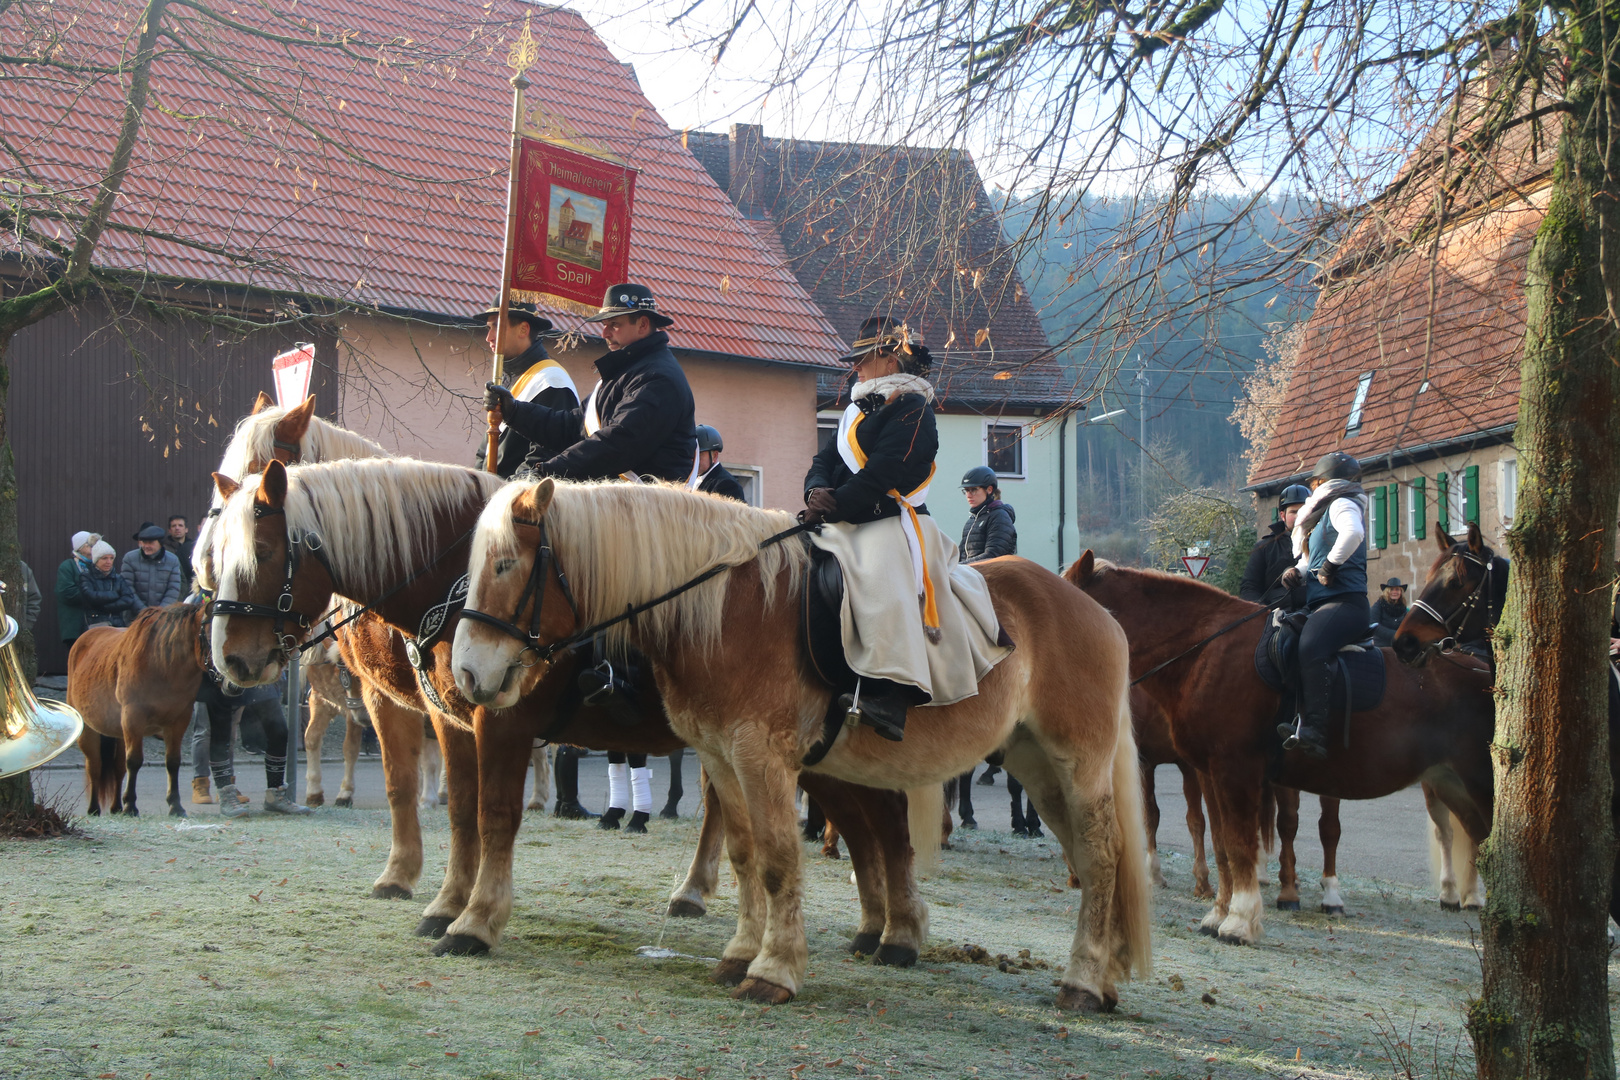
547 188 606 270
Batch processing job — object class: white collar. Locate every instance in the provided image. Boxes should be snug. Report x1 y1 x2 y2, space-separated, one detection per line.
850 373 935 404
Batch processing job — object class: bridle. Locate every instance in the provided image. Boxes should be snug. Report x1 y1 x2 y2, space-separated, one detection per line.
458 518 579 668
208 503 337 656
1406 546 1496 658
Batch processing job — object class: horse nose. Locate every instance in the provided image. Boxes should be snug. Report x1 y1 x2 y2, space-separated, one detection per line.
457 665 489 704
225 655 254 683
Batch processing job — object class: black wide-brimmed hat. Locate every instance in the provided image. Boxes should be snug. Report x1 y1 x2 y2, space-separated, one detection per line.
1381 577 1407 590
134 522 166 542
583 283 674 329
838 315 930 371
474 299 554 334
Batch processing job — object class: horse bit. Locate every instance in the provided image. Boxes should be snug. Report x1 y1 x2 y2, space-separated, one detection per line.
1407 547 1494 658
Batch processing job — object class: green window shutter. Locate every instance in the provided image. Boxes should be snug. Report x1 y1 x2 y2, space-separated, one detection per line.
1413 476 1426 539
1437 473 1450 533
1464 465 1480 524
1272 506 1279 523
1372 487 1387 549
1388 482 1401 544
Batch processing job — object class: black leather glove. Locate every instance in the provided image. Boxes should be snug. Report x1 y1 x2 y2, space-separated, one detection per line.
483 381 514 414
805 487 839 523
1318 561 1341 586
1280 567 1303 589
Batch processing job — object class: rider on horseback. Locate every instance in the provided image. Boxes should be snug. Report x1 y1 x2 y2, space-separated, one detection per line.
1277 452 1370 759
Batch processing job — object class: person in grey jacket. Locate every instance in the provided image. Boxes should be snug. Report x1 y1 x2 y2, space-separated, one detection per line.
122 522 183 610
958 465 1017 563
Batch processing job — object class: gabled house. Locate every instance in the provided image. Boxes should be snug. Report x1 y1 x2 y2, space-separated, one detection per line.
3 2 846 668
687 125 1079 568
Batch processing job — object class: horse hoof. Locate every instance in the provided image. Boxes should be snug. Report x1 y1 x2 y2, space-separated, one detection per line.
415 915 454 939
1055 985 1113 1013
873 944 917 968
1275 899 1300 911
1321 905 1345 915
711 958 751 986
1462 901 1483 911
1216 932 1252 946
334 796 353 809
1197 923 1219 938
372 884 413 901
667 898 706 919
1440 900 1462 912
849 933 882 956
732 977 794 1004
305 792 324 807
169 805 187 818
1193 885 1215 900
432 934 491 957
125 807 139 818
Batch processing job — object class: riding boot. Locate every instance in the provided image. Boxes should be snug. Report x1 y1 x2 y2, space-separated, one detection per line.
836 686 909 742
552 748 597 819
1280 662 1333 760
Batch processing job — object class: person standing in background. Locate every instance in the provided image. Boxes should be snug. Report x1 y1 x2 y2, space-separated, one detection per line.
122 523 182 610
163 515 195 592
55 531 100 650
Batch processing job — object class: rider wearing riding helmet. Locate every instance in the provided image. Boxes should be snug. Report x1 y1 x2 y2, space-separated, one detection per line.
1240 484 1311 610
1278 452 1370 758
958 465 1017 563
692 425 746 502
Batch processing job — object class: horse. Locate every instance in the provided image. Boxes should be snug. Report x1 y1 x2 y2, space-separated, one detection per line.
67 604 209 816
1066 551 1495 945
301 635 372 808
203 459 934 965
449 479 1151 1011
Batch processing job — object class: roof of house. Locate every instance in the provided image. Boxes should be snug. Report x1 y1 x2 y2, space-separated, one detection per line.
686 128 1071 409
1248 105 1553 488
3 0 845 368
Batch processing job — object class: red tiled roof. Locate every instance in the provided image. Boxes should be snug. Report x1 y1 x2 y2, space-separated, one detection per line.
2 0 846 368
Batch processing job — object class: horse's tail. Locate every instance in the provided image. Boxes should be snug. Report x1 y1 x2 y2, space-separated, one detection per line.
1110 686 1154 980
906 783 944 877
1259 781 1277 855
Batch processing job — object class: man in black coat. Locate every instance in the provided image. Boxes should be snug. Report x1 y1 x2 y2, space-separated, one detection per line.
958 465 1017 562
693 424 747 502
1239 484 1311 610
473 301 580 479
484 284 696 484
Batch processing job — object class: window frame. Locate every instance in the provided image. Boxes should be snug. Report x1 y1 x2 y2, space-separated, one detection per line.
1499 457 1518 525
1346 372 1374 435
719 462 766 508
984 420 1027 479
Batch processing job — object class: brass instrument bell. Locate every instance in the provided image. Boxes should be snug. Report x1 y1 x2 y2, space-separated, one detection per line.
0 582 83 779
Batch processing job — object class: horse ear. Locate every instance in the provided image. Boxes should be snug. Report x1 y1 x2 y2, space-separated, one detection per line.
259 460 288 508
1435 527 1454 552
1065 550 1095 586
1467 521 1484 553
212 472 240 501
275 395 317 445
521 478 556 520
251 391 275 414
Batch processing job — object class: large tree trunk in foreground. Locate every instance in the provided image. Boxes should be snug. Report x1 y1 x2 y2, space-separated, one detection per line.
1470 11 1620 1077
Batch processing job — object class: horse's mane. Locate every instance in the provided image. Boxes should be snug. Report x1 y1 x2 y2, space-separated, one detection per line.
216 407 389 488
1087 557 1258 605
472 480 808 655
219 459 505 600
122 602 204 671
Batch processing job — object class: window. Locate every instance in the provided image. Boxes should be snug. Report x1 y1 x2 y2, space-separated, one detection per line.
1372 486 1387 549
1499 458 1518 524
722 463 765 507
1388 482 1401 544
985 423 1025 477
1346 372 1374 434
1411 476 1426 540
816 411 841 454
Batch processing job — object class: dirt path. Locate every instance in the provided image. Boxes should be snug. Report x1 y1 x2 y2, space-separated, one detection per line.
5 782 1601 1080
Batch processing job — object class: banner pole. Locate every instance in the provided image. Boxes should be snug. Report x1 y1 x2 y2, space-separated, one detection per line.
488 70 529 474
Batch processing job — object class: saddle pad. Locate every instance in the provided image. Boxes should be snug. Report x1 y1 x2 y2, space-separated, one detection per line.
1254 618 1387 713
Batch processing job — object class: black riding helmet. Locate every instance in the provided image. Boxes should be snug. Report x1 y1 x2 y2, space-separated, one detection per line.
696 425 723 454
1311 451 1361 483
1279 484 1312 509
961 465 998 490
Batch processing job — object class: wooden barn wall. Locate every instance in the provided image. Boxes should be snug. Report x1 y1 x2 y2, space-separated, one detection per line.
10 303 336 672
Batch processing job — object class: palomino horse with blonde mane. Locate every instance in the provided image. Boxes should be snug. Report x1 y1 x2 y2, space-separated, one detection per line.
204 458 939 964
1067 551 1495 945
449 478 1151 1011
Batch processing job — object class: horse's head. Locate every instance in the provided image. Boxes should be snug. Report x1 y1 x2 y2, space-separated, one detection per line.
1393 522 1498 667
453 478 580 709
208 459 339 686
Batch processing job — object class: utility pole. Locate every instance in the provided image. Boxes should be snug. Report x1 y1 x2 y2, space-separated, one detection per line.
1134 359 1148 525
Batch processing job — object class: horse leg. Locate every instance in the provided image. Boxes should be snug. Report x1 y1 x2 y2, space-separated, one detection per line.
419 729 443 813
1198 770 1232 933
698 758 767 988
1179 764 1213 899
1207 768 1266 945
861 787 926 966
121 715 146 817
1459 828 1485 910
368 694 425 900
822 819 844 860
336 710 361 807
726 732 808 1004
1424 780 1461 909
417 716 480 940
81 730 102 816
1274 786 1301 910
661 748 684 818
668 770 724 918
164 729 186 818
303 691 334 807
526 744 553 812
1318 797 1345 914
1141 759 1166 887
802 793 826 843
436 709 533 956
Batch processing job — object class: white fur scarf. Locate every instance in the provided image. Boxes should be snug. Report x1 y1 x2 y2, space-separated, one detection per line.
1291 478 1369 559
851 373 935 403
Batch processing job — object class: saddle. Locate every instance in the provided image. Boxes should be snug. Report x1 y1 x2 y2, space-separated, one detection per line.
1254 609 1386 747
802 547 857 694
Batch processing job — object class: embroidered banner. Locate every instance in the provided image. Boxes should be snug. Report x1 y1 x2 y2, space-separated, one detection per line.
508 138 636 313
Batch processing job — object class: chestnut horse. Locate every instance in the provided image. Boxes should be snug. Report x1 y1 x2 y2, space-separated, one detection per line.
68 604 208 816
203 459 933 964
450 479 1151 1011
1067 551 1494 945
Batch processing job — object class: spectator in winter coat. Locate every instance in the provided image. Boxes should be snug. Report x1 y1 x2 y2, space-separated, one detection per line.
54 530 101 647
163 515 195 590
8 561 41 635
80 542 141 629
958 465 1017 563
1370 577 1409 647
122 522 183 609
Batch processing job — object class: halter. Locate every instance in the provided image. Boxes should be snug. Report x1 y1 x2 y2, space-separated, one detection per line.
1406 547 1496 658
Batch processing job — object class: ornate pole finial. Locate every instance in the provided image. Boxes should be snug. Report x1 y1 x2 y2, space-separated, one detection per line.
507 13 538 75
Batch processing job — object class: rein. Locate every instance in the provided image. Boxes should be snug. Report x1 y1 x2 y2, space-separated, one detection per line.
1130 602 1279 687
461 519 816 668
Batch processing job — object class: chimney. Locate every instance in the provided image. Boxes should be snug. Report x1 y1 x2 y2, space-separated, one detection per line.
729 123 765 220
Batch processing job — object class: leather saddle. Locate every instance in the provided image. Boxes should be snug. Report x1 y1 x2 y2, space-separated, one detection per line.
802 546 857 693
1254 609 1387 729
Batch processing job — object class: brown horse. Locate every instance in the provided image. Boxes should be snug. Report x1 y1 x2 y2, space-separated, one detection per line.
1067 551 1494 944
68 604 209 816
450 479 1151 1011
203 459 933 966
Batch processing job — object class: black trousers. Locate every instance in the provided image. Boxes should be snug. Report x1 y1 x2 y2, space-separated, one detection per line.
1299 595 1371 726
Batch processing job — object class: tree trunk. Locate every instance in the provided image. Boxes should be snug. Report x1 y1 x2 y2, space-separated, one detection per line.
0 335 37 817
1470 10 1620 1077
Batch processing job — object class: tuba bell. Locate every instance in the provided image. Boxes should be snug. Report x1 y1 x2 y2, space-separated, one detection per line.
0 583 82 779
